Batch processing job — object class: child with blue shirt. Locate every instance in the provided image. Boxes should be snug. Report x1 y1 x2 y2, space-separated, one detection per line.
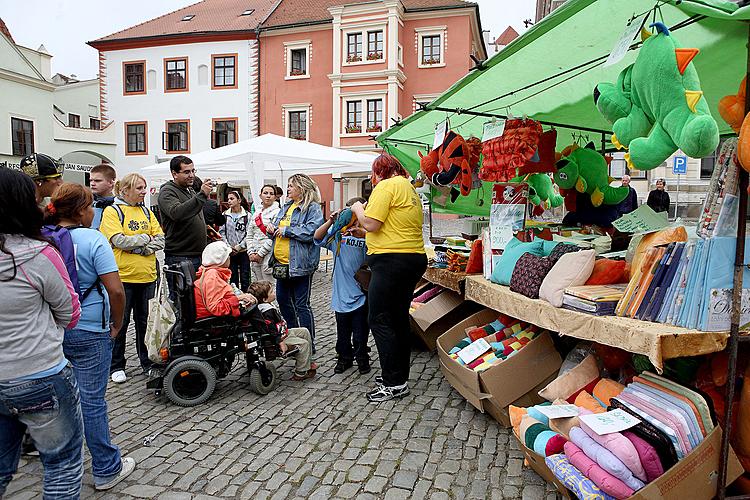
314 197 370 374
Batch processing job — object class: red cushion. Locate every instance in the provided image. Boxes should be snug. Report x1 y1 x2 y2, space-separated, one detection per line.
585 259 629 285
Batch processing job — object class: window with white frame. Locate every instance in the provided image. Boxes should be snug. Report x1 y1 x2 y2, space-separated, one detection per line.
345 101 362 133
422 35 441 65
285 41 310 79
366 99 383 132
285 106 308 141
417 27 446 68
367 30 383 61
346 33 363 62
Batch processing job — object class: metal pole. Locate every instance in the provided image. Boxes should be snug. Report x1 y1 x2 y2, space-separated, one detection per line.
675 173 680 220
717 22 750 500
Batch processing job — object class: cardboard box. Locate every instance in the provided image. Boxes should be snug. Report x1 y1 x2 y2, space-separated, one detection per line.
410 290 482 351
517 426 743 500
437 309 563 427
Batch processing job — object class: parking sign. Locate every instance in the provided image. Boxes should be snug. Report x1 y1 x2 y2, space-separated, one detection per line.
673 156 688 175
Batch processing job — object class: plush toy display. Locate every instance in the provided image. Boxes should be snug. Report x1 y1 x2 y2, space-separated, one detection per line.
480 119 544 182
594 22 719 171
518 129 559 175
512 173 564 214
719 77 750 173
554 143 630 207
419 130 478 202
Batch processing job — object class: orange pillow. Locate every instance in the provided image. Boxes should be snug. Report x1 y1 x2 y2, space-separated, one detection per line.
465 239 483 274
585 259 629 285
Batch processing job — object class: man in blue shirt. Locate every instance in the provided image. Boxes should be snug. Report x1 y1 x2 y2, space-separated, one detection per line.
89 164 117 230
314 198 370 374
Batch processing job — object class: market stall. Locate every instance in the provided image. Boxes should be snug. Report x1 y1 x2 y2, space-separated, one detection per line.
381 0 750 497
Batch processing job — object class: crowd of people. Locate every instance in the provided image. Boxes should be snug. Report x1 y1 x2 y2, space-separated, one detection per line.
0 151 426 497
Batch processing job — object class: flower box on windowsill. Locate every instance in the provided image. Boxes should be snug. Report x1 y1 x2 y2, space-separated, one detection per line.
366 125 382 133
290 69 306 76
422 57 442 66
345 126 362 134
346 55 362 63
367 52 383 61
290 135 306 141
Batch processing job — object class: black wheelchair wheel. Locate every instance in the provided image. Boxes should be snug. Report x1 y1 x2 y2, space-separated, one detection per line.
248 362 278 395
163 358 217 407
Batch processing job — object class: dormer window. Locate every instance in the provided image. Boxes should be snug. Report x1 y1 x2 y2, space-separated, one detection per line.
181 14 195 21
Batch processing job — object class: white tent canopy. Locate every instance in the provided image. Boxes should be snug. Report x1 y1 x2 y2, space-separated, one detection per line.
140 133 378 208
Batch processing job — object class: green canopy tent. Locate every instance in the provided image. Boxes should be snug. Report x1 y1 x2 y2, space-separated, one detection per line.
377 0 750 216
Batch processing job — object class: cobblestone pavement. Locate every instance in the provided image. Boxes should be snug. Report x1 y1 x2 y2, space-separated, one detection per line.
7 269 559 500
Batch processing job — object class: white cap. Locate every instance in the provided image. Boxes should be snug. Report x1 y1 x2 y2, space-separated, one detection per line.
201 241 232 267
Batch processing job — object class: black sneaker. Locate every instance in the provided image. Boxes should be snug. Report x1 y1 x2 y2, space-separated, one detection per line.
366 383 409 402
357 358 371 375
334 359 353 374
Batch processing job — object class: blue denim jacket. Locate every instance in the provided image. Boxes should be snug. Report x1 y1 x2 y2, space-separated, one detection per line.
270 201 324 277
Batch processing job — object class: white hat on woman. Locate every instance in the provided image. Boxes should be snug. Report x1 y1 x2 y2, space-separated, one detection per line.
202 241 232 267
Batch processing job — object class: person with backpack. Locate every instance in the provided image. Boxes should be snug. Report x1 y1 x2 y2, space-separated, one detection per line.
89 163 117 230
100 173 164 383
0 169 84 499
220 191 250 291
44 182 137 492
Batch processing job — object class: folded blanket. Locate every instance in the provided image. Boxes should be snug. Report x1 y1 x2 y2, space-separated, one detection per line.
579 410 648 482
546 453 616 500
622 431 664 483
569 426 646 491
565 441 635 499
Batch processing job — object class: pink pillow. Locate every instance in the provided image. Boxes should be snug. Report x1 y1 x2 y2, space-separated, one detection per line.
539 249 596 307
564 441 635 499
623 431 664 483
579 410 648 482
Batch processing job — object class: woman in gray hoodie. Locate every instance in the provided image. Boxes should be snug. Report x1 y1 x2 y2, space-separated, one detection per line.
0 168 84 499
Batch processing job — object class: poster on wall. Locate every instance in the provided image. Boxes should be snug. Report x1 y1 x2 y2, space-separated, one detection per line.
488 183 528 277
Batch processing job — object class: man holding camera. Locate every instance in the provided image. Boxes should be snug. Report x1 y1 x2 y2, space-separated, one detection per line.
158 155 213 297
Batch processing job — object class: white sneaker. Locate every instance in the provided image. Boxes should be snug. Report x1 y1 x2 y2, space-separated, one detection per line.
95 457 136 491
111 370 127 383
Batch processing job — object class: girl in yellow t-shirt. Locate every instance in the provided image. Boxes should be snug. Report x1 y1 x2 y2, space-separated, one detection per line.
99 173 164 382
350 154 427 403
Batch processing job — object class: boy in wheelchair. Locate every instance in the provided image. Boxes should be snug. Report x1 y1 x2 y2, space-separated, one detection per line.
246 281 317 381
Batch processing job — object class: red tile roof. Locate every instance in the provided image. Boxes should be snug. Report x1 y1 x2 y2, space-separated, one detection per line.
90 0 278 45
494 26 519 46
0 17 15 44
262 0 475 30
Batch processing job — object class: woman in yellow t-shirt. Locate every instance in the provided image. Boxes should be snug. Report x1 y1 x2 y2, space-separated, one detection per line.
350 154 426 402
100 173 164 382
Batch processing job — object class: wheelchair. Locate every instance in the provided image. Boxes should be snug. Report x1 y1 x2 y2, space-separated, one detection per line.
146 261 280 406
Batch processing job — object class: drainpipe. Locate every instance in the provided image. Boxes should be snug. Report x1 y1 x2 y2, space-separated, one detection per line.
255 27 261 139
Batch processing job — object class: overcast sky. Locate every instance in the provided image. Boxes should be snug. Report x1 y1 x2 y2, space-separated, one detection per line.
2 0 536 80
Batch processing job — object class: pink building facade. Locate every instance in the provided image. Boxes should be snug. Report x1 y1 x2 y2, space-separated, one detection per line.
259 0 486 208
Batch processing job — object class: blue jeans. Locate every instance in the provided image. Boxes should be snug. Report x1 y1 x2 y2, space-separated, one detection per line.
0 365 84 499
111 282 156 373
229 252 251 292
276 274 315 349
64 329 122 487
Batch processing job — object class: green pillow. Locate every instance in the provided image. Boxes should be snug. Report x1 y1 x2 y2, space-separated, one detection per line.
542 240 560 256
490 239 546 285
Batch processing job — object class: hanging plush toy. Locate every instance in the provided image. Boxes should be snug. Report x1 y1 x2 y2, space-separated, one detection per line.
554 143 630 207
418 130 475 202
517 129 558 175
480 119 543 182
511 173 563 215
594 22 719 171
719 77 750 173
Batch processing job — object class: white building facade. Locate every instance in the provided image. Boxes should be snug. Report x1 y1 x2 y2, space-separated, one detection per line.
0 20 115 184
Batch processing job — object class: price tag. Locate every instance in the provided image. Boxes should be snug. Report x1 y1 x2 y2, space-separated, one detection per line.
604 13 648 67
482 119 506 142
433 119 448 150
535 404 580 420
579 409 641 435
457 337 491 364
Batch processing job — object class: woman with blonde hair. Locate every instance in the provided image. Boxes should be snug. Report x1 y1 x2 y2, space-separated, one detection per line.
266 174 324 349
100 173 164 383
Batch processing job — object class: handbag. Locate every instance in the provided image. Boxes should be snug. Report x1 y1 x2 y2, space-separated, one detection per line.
354 264 372 293
145 270 175 364
273 263 290 280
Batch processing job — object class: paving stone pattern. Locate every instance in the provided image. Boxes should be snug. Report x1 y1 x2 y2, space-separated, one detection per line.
7 268 560 499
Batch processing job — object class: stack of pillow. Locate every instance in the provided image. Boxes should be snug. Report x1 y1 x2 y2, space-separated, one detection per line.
522 354 716 499
489 238 629 308
446 314 545 372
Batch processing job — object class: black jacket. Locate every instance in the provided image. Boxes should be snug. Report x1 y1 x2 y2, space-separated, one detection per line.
157 180 208 257
616 186 638 216
203 199 226 227
647 189 670 214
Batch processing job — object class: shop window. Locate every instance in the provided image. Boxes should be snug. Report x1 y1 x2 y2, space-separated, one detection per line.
212 118 237 148
11 117 34 156
123 61 145 94
212 54 236 88
164 120 189 152
165 58 188 91
367 30 383 61
347 33 363 62
288 111 307 140
125 122 147 155
366 99 383 133
345 101 362 133
68 114 80 128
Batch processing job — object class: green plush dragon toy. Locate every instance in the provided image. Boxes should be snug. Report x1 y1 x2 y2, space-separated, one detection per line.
554 143 630 207
594 22 719 170
511 173 563 213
